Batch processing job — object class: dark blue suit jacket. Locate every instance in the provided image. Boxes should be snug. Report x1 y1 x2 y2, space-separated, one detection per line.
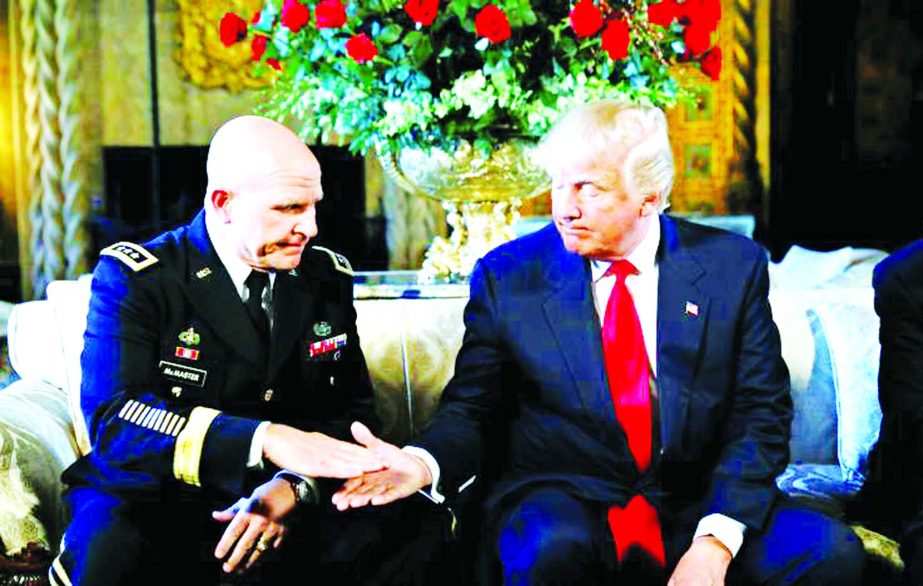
854 239 923 543
415 215 791 536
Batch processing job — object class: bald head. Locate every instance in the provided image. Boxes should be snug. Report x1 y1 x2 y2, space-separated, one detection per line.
204 116 322 271
206 115 321 198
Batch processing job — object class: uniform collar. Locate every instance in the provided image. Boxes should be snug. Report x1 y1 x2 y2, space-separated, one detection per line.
204 211 275 298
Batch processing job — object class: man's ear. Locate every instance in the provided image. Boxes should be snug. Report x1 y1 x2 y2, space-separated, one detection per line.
639 192 661 217
210 189 233 223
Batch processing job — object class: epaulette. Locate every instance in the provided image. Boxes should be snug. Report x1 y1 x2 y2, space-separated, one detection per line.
100 241 159 272
312 246 354 276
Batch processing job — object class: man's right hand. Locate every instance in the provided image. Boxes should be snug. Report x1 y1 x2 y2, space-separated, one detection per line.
331 421 432 510
262 424 383 479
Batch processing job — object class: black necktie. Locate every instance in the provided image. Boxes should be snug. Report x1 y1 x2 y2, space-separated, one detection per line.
244 270 270 343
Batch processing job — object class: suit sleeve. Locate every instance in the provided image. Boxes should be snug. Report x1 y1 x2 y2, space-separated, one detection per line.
702 253 792 530
413 260 509 494
874 257 923 533
80 257 261 496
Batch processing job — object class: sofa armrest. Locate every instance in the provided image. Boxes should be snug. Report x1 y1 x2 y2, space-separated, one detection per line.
0 379 80 556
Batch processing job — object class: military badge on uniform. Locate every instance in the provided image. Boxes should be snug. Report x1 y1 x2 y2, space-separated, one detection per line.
309 333 347 358
195 267 212 279
178 327 200 346
313 321 332 337
175 347 200 360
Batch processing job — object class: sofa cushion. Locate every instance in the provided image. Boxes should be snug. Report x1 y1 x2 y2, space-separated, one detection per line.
769 291 838 465
44 278 93 457
0 379 79 555
810 289 882 483
6 301 68 391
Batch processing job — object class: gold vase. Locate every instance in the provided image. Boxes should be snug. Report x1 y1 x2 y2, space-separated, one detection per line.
381 140 549 281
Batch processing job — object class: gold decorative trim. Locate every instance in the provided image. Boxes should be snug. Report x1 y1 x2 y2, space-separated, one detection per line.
174 0 273 92
173 406 221 487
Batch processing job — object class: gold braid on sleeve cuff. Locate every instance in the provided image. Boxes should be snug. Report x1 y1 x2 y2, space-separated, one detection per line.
173 406 221 487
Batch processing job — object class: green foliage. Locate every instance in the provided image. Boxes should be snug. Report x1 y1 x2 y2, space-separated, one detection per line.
239 1 713 157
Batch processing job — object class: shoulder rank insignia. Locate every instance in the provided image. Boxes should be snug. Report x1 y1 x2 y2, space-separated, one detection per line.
312 246 354 276
100 241 158 272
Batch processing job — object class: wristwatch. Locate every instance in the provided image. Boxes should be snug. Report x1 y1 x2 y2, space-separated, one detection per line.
274 471 317 506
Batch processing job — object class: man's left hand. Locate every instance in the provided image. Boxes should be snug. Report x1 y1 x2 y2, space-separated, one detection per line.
212 477 295 573
667 536 733 586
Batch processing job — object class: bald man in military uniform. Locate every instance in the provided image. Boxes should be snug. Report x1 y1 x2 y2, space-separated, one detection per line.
51 117 434 585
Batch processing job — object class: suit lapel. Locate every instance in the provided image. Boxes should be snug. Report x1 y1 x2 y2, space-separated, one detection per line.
656 215 709 454
541 238 621 436
182 212 267 370
268 269 311 377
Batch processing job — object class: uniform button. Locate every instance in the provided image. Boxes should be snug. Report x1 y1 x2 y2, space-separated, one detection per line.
171 386 182 397
329 376 335 385
263 388 274 402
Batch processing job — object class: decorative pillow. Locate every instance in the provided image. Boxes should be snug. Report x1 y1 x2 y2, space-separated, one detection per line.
6 301 68 391
0 379 79 556
810 288 882 483
769 291 837 465
45 278 93 457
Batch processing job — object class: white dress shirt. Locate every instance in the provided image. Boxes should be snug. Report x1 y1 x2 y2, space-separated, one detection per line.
411 216 747 557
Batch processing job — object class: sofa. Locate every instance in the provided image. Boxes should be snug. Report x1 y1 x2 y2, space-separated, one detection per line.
0 244 903 583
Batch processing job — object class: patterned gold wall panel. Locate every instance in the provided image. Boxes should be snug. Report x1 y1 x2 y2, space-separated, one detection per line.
665 0 768 215
99 0 152 146
173 0 272 93
158 2 263 145
99 0 264 147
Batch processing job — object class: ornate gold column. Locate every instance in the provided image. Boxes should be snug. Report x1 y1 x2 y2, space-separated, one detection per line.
9 0 101 298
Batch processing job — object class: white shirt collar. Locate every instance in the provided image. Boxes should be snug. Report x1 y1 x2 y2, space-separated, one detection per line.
590 215 661 281
204 211 275 299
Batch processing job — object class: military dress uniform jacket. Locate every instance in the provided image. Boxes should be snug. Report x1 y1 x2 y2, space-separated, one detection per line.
62 211 376 499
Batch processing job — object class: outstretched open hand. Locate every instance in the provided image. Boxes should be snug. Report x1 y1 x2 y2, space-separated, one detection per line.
331 421 433 511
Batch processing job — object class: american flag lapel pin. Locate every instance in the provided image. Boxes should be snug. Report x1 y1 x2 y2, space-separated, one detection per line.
684 301 699 319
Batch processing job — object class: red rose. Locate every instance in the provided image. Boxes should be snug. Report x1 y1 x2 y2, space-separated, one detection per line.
281 0 310 33
267 58 282 71
345 33 378 63
700 46 721 80
681 0 720 32
648 0 678 27
404 0 439 26
251 35 268 61
475 5 511 44
569 0 603 38
315 0 347 29
219 12 248 47
601 20 630 60
683 22 711 55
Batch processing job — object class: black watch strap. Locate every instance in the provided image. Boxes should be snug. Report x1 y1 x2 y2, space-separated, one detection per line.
274 471 317 506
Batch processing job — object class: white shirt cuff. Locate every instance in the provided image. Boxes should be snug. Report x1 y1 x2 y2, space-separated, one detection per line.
401 446 445 504
693 514 747 558
248 420 271 469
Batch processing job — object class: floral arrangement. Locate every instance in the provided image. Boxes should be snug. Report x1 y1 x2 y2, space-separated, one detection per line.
220 0 722 157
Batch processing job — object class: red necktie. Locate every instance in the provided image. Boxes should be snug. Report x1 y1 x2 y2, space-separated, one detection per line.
601 260 665 566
